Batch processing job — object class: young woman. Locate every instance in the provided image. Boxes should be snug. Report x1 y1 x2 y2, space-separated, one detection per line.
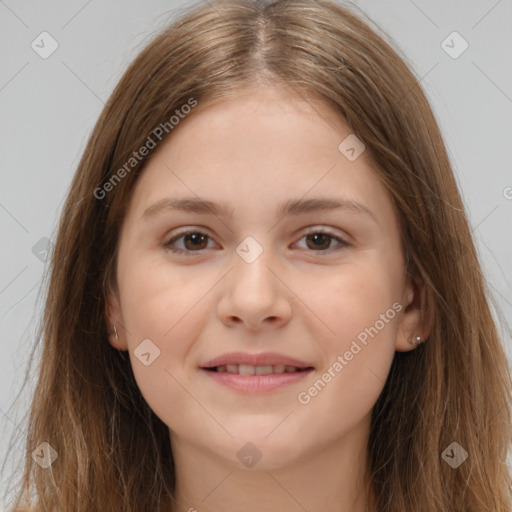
5 0 511 511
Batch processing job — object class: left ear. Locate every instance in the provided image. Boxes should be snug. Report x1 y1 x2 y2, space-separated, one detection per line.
395 275 434 352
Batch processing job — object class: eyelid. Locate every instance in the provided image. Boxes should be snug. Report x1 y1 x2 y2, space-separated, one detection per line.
299 225 348 240
295 226 350 252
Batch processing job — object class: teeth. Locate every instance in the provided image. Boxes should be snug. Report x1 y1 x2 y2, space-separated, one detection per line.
214 364 303 374
255 365 273 375
239 364 255 376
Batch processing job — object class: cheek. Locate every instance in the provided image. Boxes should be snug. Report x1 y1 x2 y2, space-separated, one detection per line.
119 251 203 337
296 257 401 409
119 260 212 427
308 256 402 348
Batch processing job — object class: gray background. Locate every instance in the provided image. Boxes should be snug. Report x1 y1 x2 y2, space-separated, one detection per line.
1 0 511 505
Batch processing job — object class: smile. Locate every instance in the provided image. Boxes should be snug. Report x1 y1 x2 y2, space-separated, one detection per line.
209 364 307 375
200 366 314 393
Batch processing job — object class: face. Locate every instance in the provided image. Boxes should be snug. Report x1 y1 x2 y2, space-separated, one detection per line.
107 86 425 470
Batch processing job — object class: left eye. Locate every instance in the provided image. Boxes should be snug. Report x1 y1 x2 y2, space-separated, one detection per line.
296 230 348 252
163 229 348 255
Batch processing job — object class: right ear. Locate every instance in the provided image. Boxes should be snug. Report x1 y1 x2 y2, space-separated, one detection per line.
105 285 128 351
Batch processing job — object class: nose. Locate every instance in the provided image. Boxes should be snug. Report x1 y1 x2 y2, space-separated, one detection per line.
216 246 293 332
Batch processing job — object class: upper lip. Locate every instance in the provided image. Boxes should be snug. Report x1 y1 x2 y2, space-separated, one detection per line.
200 352 313 369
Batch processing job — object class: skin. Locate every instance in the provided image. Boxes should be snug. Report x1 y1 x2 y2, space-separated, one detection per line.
106 86 430 512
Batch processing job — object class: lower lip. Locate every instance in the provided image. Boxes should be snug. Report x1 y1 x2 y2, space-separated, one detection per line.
200 368 313 393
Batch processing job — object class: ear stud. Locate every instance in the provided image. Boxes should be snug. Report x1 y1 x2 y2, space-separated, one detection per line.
409 335 422 345
113 324 119 340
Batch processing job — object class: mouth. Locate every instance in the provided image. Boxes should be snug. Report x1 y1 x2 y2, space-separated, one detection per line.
203 364 313 375
199 352 315 393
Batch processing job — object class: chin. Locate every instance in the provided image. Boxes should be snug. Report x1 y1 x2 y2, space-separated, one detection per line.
220 429 312 471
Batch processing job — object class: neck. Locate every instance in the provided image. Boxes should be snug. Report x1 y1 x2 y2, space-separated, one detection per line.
170 414 376 512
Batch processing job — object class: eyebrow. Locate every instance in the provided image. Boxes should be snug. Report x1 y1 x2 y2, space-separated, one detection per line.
142 196 377 223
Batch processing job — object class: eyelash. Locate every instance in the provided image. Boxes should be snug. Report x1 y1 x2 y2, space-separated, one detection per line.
162 227 350 256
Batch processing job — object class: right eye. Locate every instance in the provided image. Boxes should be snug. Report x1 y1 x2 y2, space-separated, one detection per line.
163 230 217 255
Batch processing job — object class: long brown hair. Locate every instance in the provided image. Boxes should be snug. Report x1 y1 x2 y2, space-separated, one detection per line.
4 0 511 510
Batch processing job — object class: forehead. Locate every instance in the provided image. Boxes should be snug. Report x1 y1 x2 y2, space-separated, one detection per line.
170 86 349 153
123 86 395 230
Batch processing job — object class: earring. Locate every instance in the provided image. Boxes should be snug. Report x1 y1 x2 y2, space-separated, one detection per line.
409 335 422 345
113 324 119 340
